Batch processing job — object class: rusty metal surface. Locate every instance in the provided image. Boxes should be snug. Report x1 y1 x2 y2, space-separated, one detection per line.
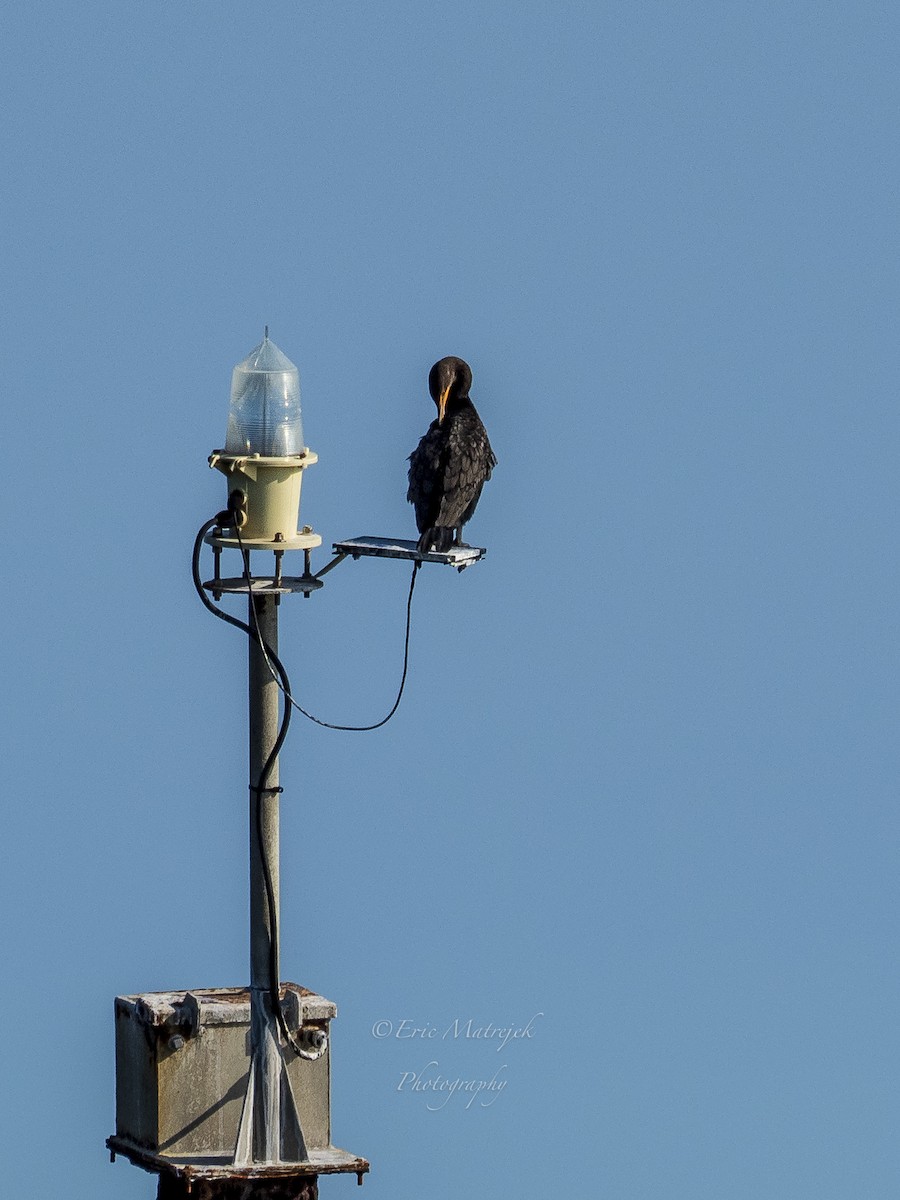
108 1135 368 1184
117 985 334 1026
158 1173 319 1200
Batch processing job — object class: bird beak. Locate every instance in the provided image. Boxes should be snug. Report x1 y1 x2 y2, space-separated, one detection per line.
438 385 450 424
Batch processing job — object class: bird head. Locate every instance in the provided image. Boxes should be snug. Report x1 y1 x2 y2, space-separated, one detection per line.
428 356 472 424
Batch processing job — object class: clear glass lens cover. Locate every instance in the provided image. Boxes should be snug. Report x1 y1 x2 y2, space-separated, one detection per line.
225 335 304 456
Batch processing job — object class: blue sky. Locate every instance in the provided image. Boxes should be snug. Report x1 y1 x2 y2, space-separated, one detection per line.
2 3 899 1198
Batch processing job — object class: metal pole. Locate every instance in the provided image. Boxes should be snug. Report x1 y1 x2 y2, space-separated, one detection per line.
233 589 307 1168
248 593 282 1163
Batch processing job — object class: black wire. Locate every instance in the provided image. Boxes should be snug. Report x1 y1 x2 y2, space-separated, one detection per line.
235 521 421 732
192 518 304 1057
191 519 294 711
192 514 421 1061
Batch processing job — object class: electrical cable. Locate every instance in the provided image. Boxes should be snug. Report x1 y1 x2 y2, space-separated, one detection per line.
235 520 421 732
192 513 421 1061
192 517 309 1059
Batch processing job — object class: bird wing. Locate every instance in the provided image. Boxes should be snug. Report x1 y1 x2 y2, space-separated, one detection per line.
407 420 445 533
407 409 496 533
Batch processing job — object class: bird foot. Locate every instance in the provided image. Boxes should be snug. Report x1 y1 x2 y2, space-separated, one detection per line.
418 528 456 555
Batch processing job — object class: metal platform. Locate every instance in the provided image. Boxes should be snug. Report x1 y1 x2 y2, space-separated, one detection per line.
107 1136 369 1187
332 536 486 570
203 576 324 596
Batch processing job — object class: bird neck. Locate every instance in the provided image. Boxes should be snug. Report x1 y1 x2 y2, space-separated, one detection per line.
445 394 472 417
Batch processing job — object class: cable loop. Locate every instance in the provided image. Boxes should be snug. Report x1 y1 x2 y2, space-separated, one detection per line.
235 521 420 732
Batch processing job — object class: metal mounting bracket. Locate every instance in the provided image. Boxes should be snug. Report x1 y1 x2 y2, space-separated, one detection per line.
332 536 487 571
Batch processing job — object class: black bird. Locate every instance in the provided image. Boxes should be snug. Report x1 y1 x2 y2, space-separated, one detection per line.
407 356 497 554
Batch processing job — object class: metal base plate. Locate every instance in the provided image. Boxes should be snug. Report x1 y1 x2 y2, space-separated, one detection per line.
333 536 486 569
203 577 323 596
207 532 322 552
107 1136 369 1184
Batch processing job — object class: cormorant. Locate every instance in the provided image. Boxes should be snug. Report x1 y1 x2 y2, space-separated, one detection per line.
407 356 496 554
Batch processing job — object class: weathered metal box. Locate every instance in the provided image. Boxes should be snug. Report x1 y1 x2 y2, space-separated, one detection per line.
114 985 334 1159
